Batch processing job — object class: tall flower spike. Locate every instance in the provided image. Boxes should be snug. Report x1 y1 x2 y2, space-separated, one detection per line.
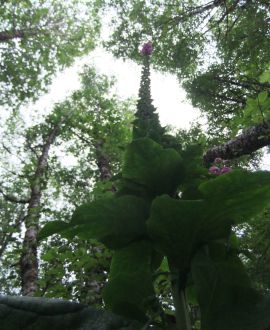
133 42 164 142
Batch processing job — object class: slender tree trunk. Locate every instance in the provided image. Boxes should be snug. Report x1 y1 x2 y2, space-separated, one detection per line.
83 139 112 305
20 120 63 296
93 139 112 181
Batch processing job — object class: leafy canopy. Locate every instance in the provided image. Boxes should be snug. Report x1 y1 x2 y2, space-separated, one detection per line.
0 0 101 107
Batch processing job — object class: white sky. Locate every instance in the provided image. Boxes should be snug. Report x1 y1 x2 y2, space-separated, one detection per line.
27 47 201 130
22 46 270 171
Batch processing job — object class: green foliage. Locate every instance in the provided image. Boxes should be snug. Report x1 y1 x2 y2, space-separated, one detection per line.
40 142 270 326
105 0 270 145
0 0 101 106
105 0 204 77
199 170 270 222
191 244 270 330
39 195 149 249
1 3 267 323
121 138 184 197
232 91 270 130
236 210 270 293
0 64 133 303
133 56 165 142
147 196 206 272
38 45 270 329
103 241 154 321
147 171 270 271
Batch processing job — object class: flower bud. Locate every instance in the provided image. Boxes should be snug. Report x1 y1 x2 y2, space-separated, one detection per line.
220 166 232 174
140 41 153 56
214 157 223 164
209 166 221 175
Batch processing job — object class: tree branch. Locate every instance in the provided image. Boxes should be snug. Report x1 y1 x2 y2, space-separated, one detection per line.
0 209 25 258
203 120 270 165
0 29 45 42
174 0 224 22
0 187 30 204
213 75 270 91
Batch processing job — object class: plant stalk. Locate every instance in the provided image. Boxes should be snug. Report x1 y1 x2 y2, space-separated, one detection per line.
169 262 191 330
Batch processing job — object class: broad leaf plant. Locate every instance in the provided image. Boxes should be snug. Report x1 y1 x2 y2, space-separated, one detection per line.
40 43 270 330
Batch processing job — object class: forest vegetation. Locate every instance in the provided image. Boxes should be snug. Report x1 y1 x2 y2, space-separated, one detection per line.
1 1 270 329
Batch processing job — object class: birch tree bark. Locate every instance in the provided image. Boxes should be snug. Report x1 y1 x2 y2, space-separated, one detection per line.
20 118 64 296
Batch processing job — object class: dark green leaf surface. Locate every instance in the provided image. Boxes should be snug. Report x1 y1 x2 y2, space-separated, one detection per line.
0 295 152 330
199 170 270 222
103 241 155 321
39 195 149 249
122 138 184 196
191 244 270 330
147 196 206 271
39 221 70 240
147 171 270 269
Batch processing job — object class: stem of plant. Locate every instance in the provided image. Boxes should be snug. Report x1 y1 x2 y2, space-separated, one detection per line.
169 261 192 330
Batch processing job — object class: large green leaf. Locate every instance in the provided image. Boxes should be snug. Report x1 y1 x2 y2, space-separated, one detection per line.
199 170 270 222
191 244 270 330
102 241 155 321
39 195 149 249
147 171 270 269
147 196 207 271
122 138 184 196
0 295 156 330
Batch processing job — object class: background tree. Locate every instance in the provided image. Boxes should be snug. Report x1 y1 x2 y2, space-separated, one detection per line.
0 0 101 107
0 65 134 302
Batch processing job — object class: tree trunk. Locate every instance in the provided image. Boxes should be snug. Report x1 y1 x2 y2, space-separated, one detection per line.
20 120 63 296
84 139 112 305
93 139 112 181
203 120 270 165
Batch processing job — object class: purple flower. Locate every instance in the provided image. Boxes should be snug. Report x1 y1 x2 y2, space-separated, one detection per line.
209 166 221 175
140 41 153 56
220 166 232 174
214 157 223 164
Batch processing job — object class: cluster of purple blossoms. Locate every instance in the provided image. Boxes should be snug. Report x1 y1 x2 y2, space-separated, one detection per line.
209 158 232 175
140 41 153 56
